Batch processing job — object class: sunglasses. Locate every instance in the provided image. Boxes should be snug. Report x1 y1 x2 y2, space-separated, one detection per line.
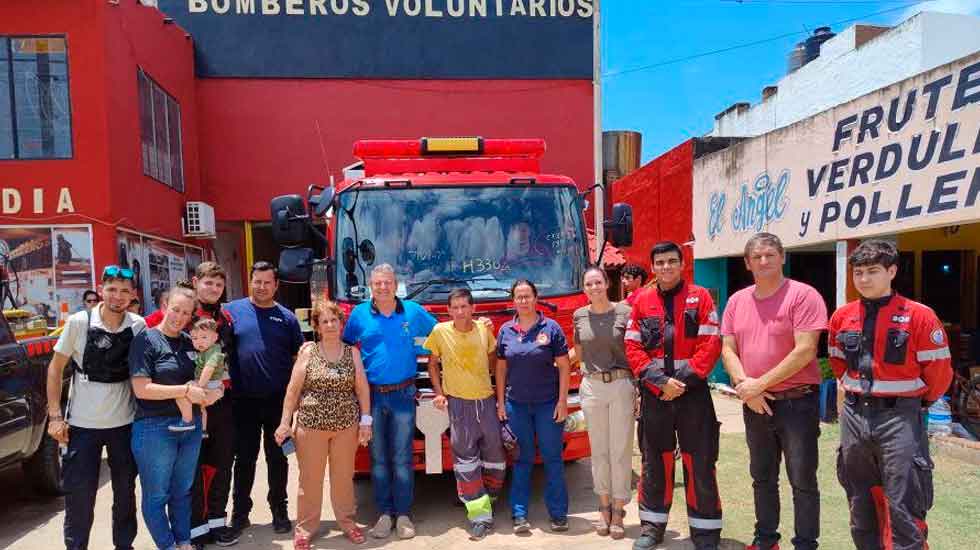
84 298 99 304
103 265 135 279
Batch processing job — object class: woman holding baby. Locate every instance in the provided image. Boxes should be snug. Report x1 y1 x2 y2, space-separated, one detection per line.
128 285 222 550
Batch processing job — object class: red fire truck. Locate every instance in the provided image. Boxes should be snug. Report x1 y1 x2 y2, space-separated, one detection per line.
270 137 632 474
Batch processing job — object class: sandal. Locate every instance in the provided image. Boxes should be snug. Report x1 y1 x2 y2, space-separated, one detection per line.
595 505 611 536
609 508 626 540
343 526 367 545
293 535 311 550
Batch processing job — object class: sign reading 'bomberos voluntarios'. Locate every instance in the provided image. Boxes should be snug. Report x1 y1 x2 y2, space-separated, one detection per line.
693 52 980 259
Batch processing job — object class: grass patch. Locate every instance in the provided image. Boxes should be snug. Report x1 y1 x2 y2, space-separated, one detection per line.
713 423 980 547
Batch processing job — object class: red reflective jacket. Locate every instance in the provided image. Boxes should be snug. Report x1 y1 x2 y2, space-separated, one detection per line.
828 294 952 402
625 281 722 395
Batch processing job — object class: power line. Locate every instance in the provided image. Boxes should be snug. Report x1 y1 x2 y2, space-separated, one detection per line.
604 1 929 78
720 0 924 4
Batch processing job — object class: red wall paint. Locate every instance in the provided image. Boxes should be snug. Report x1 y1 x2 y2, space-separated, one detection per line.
612 140 695 282
0 1 115 270
102 0 203 242
0 1 204 275
0 1 110 222
195 79 594 221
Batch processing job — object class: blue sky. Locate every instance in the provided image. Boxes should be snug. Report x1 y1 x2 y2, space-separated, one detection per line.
601 0 980 163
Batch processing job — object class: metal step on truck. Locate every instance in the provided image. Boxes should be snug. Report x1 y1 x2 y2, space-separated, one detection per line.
270 137 632 474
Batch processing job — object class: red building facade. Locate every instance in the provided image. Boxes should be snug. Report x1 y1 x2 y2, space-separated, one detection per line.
1 0 596 316
0 0 206 320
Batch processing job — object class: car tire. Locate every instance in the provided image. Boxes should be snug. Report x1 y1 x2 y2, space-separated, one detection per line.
23 430 64 496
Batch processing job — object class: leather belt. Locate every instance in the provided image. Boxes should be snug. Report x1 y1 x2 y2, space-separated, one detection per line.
585 368 633 384
767 384 819 401
370 378 415 393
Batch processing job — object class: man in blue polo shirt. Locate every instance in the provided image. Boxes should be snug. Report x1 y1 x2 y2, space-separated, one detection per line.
343 264 436 540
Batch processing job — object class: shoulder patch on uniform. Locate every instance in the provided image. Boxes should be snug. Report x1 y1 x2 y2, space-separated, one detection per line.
931 329 944 345
708 311 719 323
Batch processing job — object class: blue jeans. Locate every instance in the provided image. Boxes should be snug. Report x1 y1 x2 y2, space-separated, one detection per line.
506 398 568 521
132 415 203 550
370 384 416 516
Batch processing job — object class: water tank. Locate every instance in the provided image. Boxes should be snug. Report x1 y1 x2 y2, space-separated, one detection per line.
787 41 807 74
787 27 835 74
601 131 642 218
804 27 835 63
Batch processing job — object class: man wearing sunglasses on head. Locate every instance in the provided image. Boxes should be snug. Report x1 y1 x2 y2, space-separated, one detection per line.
46 265 147 550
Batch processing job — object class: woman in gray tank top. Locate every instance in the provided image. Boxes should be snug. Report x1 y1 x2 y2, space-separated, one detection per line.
571 266 635 539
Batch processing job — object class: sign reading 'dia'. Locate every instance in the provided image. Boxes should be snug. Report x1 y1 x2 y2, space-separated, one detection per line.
693 53 980 259
157 0 595 78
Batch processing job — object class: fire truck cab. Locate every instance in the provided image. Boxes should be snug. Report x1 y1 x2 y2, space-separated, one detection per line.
270 137 632 473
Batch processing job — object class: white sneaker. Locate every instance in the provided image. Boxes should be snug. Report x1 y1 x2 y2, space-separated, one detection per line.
371 515 393 539
396 515 416 539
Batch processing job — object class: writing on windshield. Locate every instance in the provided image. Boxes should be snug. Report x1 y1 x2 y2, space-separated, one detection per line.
335 185 586 302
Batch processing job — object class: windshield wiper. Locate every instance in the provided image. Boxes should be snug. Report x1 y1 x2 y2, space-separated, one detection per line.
405 275 494 300
428 288 559 312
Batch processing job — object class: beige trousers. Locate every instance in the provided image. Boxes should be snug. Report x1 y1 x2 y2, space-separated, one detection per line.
580 375 636 501
294 423 359 538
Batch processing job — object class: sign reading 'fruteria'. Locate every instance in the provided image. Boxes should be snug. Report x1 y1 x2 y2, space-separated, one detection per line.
157 0 594 78
693 53 980 259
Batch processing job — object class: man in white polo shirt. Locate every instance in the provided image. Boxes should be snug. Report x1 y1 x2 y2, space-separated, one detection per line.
46 265 146 550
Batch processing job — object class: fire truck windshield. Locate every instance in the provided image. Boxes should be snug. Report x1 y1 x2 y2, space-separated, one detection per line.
335 185 587 303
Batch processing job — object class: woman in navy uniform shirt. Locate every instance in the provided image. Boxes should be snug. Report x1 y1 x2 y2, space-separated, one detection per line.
495 279 572 534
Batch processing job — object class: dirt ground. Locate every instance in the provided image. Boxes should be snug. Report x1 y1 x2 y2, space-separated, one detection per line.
0 395 759 550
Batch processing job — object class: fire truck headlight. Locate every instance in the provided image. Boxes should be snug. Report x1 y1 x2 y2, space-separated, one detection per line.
564 410 587 433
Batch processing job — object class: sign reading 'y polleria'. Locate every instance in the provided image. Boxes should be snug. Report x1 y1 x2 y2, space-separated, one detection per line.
157 0 595 78
693 52 980 259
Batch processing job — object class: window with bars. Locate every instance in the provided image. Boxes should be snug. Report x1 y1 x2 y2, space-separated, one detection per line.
0 36 73 160
137 68 183 191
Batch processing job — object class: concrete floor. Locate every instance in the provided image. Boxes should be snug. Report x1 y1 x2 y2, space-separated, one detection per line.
0 394 749 550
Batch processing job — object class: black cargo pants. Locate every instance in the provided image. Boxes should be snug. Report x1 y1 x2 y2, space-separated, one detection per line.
190 394 236 540
837 394 933 550
638 387 722 549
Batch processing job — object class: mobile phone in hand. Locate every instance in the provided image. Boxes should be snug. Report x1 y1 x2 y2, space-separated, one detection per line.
281 437 295 456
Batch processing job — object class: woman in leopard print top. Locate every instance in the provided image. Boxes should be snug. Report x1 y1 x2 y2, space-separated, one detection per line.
276 300 371 548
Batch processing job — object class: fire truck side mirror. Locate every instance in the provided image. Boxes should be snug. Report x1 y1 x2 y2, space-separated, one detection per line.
309 187 336 218
604 203 634 247
270 194 310 247
278 247 315 283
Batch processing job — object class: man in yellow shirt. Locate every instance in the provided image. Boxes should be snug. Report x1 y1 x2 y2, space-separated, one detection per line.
424 288 505 541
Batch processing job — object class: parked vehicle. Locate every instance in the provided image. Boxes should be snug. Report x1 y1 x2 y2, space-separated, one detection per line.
0 310 63 495
270 137 633 474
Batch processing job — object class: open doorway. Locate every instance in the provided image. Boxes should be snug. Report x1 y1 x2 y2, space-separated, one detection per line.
922 250 964 325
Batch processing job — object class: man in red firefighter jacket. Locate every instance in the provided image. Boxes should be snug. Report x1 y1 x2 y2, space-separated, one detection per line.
625 241 723 550
828 239 953 550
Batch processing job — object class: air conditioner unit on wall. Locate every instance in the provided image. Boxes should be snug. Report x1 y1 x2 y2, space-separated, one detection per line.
184 201 216 238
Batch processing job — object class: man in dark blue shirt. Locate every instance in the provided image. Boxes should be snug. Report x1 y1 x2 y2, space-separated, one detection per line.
226 262 304 537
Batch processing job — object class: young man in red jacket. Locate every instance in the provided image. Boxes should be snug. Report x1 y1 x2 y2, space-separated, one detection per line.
625 241 722 550
829 239 952 550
